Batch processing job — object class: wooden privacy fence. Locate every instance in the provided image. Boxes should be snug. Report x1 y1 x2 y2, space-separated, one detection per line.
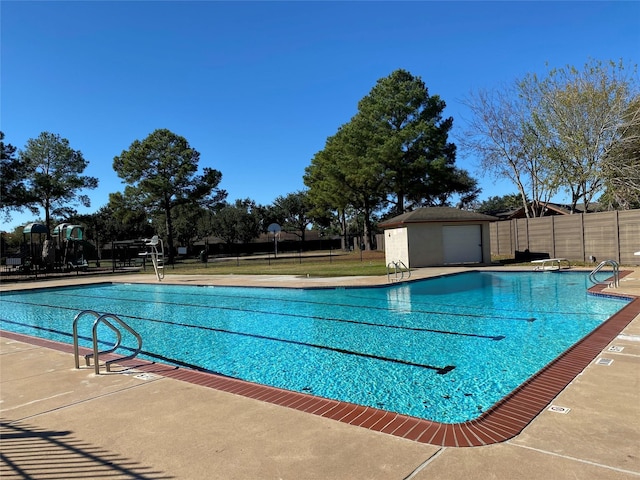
490 209 640 265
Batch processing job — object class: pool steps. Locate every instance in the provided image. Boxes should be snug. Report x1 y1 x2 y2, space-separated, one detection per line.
72 309 143 374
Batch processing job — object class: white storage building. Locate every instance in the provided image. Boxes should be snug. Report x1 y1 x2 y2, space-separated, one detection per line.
379 207 496 268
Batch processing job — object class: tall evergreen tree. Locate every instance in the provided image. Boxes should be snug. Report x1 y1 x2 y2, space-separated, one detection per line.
306 123 386 250
113 129 226 263
353 69 462 215
304 145 352 250
305 69 474 249
19 132 98 233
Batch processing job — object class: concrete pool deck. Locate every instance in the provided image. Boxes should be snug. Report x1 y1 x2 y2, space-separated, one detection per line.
1 266 639 479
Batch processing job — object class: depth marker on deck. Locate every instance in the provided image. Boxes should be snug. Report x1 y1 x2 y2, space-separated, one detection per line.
595 358 614 366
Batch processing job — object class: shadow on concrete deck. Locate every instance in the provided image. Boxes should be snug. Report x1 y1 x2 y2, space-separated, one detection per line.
1 418 173 480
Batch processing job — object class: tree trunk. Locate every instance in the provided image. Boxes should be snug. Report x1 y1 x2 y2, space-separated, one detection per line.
363 202 373 251
395 190 406 216
339 209 348 251
165 204 174 264
44 199 52 238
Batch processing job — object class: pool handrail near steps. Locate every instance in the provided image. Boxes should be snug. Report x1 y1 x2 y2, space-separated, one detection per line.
72 310 143 374
387 260 411 282
589 259 620 288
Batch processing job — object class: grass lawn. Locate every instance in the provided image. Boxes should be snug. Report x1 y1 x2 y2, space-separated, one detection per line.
157 250 389 277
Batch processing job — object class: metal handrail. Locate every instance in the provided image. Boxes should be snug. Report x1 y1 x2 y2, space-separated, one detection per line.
387 262 398 282
92 314 143 373
387 260 411 282
588 260 620 288
73 309 143 374
73 310 102 369
397 260 410 279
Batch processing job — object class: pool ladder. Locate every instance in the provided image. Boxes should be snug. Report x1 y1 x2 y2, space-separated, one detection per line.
387 260 411 282
72 310 143 374
588 260 620 288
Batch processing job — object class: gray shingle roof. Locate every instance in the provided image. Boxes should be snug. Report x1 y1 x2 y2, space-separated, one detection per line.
379 207 497 228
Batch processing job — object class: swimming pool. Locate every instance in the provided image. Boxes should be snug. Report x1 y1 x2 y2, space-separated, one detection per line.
0 271 631 424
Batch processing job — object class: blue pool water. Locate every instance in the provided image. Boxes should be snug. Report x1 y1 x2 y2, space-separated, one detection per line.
0 271 629 423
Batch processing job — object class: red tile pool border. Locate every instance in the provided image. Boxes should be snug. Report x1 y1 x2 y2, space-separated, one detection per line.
2 275 638 447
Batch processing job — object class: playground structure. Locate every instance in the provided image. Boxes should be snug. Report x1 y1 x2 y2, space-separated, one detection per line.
2 223 91 275
52 223 88 270
2 224 168 280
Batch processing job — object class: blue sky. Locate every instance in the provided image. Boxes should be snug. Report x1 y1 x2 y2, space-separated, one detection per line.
2 1 639 230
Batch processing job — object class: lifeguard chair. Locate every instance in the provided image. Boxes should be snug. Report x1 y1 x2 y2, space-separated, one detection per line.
140 235 165 281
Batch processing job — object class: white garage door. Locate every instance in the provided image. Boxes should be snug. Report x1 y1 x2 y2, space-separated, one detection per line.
442 225 482 264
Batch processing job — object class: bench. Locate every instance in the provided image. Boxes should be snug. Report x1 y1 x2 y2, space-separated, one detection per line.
532 258 570 271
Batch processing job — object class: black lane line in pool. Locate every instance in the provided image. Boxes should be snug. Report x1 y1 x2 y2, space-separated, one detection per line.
125 312 457 375
45 291 506 341
0 304 456 375
115 286 538 323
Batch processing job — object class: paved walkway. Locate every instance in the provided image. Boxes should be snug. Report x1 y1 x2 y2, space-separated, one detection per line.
1 267 640 479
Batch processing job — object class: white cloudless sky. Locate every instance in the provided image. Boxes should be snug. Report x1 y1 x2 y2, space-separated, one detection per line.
2 1 639 230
